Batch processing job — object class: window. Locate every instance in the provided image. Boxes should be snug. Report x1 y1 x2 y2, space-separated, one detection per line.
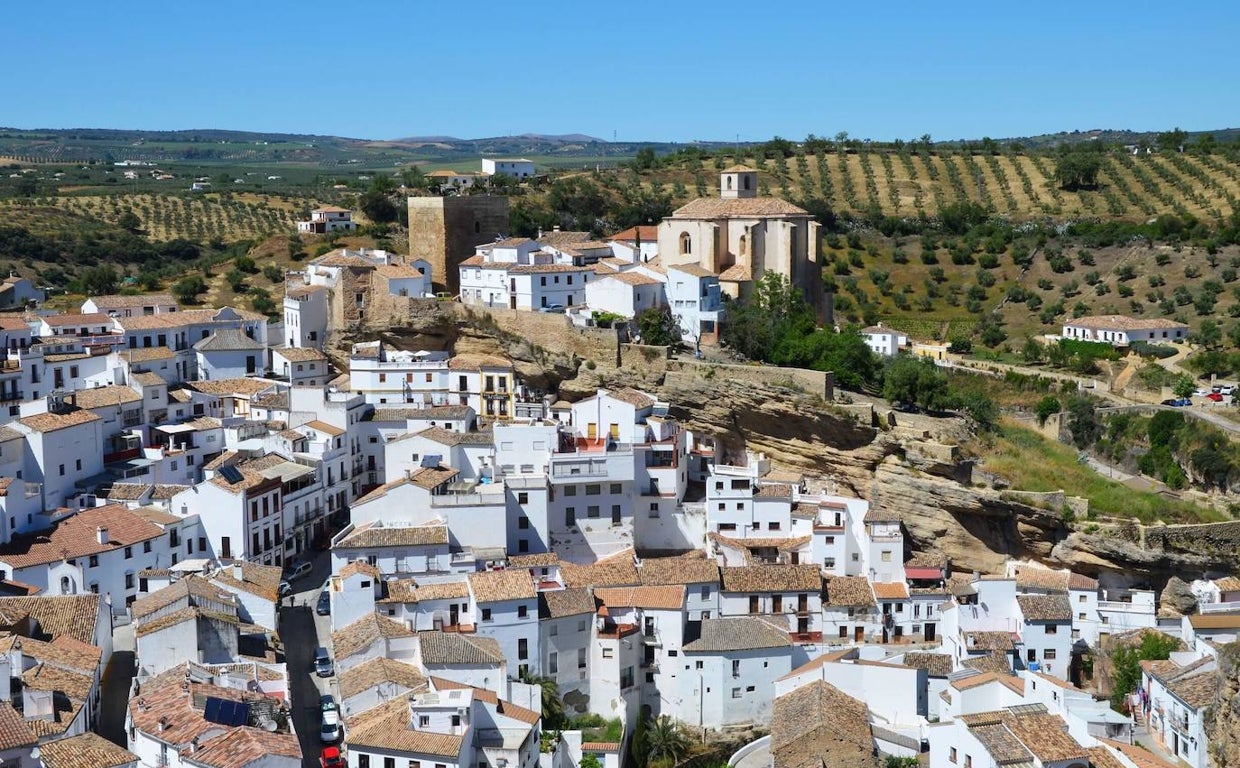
410 762 421 768
359 757 370 768
1044 649 1057 660
732 688 741 699
518 492 528 504
578 649 587 669
565 508 575 527
700 586 709 600
549 652 558 674
587 505 600 518
451 715 461 728
610 483 622 494
769 521 781 531
482 608 492 622
518 605 528 618
144 541 152 554
950 749 957 764
695 660 703 670
585 484 600 495
550 624 558 637
679 232 692 255
1027 649 1036 662
839 626 848 638
125 573 135 589
881 551 892 562
386 759 396 768
564 486 577 497
964 756 971 768
1079 594 1087 602
124 546 133 559
59 464 65 476
1046 624 1058 634
518 516 530 530
419 716 430 727
75 459 82 471
851 553 860 562
1079 613 1087 620
732 659 741 677
88 555 98 568
602 648 614 659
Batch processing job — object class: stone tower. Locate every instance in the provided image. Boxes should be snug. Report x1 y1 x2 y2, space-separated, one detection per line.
407 195 511 295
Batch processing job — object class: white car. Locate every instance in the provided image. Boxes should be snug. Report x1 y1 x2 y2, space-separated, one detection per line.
320 709 341 743
1221 385 1235 396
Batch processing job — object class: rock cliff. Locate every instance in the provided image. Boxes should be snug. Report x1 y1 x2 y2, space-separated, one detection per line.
1206 642 1240 768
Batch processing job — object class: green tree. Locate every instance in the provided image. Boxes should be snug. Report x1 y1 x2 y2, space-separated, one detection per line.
1110 631 1180 710
77 265 120 295
580 754 602 768
1066 397 1101 448
634 147 657 171
358 188 399 223
13 176 36 197
117 210 143 234
1193 319 1223 350
882 356 948 411
1035 395 1061 426
637 306 681 347
644 715 691 767
171 274 207 305
1172 374 1196 399
521 673 564 729
1156 127 1187 154
1053 150 1102 190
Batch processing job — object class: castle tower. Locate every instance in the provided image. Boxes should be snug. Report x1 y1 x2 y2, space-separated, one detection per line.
720 166 758 199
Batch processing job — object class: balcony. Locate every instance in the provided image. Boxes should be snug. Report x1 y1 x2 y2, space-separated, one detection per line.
642 630 661 647
0 389 23 402
1198 600 1240 614
1097 600 1152 613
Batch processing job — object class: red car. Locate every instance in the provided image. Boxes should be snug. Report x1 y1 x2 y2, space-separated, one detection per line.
1207 392 1225 402
321 746 344 768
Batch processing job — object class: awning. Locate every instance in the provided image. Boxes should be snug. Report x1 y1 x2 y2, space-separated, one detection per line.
906 567 942 580
156 423 198 434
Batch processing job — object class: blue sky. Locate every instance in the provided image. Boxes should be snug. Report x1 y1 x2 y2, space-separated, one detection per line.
8 0 1237 142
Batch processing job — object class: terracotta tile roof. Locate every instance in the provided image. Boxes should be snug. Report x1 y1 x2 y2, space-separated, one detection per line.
332 613 415 660
967 631 1017 651
302 419 345 436
339 656 428 700
88 293 176 310
403 425 494 447
373 404 475 422
0 595 102 644
131 371 166 387
1003 712 1085 763
507 552 559 568
395 579 470 604
0 505 163 569
70 384 143 409
771 680 873 768
211 561 283 602
595 585 685 610
607 387 655 408
1066 314 1188 331
597 271 662 287
347 697 465 757
963 652 1012 674
1017 594 1072 622
469 569 535 603
872 582 910 600
753 482 793 498
446 353 512 370
1166 668 1217 708
0 702 36 750
41 312 111 327
1098 739 1180 768
17 409 101 433
38 731 138 768
416 631 504 665
608 225 658 243
130 505 181 525
1187 612 1240 629
338 521 449 549
119 346 176 362
1213 576 1240 592
376 264 426 280
539 587 597 619
673 197 809 219
950 671 1024 694
151 485 191 500
902 652 953 677
272 346 327 362
187 378 275 397
539 230 593 246
638 554 720 586
185 727 302 768
107 482 152 501
824 576 876 607
209 466 279 495
135 606 238 637
967 722 1033 765
1067 572 1100 590
487 237 534 248
721 564 821 594
581 742 622 753
129 673 276 748
862 506 901 523
23 661 94 701
339 561 381 581
683 617 792 652
561 550 640 588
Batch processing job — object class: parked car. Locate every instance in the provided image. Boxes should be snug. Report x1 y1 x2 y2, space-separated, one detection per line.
314 647 334 678
1207 392 1225 402
538 304 565 313
1161 398 1192 407
1193 388 1210 398
321 746 345 768
1221 385 1235 396
278 580 292 597
316 589 331 616
286 560 312 581
320 708 341 743
320 694 338 714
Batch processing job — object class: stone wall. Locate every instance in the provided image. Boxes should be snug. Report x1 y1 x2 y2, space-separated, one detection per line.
459 304 621 368
664 359 834 400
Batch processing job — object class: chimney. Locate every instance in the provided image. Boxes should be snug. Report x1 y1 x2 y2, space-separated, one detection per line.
0 656 10 702
233 562 244 582
96 527 109 545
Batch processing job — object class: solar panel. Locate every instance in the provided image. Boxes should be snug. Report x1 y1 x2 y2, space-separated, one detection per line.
232 701 251 727
219 466 244 484
203 696 224 724
421 454 442 468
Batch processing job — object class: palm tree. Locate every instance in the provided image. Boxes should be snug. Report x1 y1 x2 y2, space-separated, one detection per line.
645 715 692 766
520 672 564 729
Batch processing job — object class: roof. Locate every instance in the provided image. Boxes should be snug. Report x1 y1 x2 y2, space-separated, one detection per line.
208 466 278 495
718 264 751 282
332 613 416 660
128 671 274 748
376 264 426 280
469 569 535 603
69 385 143 409
902 652 953 677
404 425 494 447
373 404 474 422
962 652 1012 675
872 582 910 600
720 564 821 594
40 312 111 327
824 576 876 607
186 378 275 397
862 506 901 523
0 595 102 645
211 561 283 603
639 554 720 586
446 353 512 371
507 263 591 274
347 697 464 757
272 346 327 362
1165 668 1217 708
1066 314 1188 331
417 631 504 665
596 271 663 287
561 550 640 588
1002 712 1086 763
672 196 809 219
771 680 873 768
967 631 1017 651
87 293 175 310
539 588 597 619
106 482 151 501
607 387 656 408
507 552 559 568
1188 612 1240 629
1017 594 1072 622
608 225 659 243
184 727 302 768
119 346 176 362
0 703 36 751
131 575 233 620
38 731 138 768
0 505 164 569
1098 739 1180 768
1213 576 1240 592
338 522 449 549
682 617 792 653
595 585 685 610
17 409 100 433
667 263 716 278
193 327 263 352
339 656 428 699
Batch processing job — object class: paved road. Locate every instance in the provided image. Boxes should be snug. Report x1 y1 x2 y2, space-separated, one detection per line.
279 552 335 768
98 621 136 746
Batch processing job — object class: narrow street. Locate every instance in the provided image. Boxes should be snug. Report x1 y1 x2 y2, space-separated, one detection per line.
98 621 136 746
281 602 327 768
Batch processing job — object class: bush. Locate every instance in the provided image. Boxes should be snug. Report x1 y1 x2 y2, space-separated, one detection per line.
1128 341 1177 359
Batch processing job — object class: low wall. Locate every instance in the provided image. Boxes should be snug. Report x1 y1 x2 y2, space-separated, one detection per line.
458 304 622 368
665 359 834 400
